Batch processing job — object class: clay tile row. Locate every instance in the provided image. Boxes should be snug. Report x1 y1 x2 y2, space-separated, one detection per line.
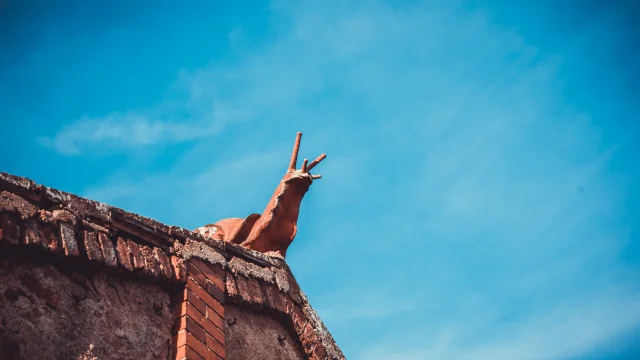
1 208 185 283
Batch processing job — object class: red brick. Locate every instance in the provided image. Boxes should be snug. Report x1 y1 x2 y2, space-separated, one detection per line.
171 256 187 283
83 231 103 262
172 331 184 352
187 278 224 318
173 332 211 360
186 262 207 289
202 317 224 347
205 305 225 331
174 316 207 345
174 301 223 344
127 240 144 271
174 328 188 348
205 280 225 305
283 294 297 316
174 345 204 360
263 282 276 310
154 248 173 279
288 301 307 334
205 272 224 294
174 301 204 320
311 342 329 359
205 333 225 359
264 283 286 313
1 212 19 244
225 273 238 300
0 191 36 219
38 224 59 253
22 219 42 247
175 330 215 360
234 275 251 304
212 265 225 282
98 233 117 268
301 321 318 345
283 295 308 336
175 288 207 316
141 245 161 278
59 222 79 256
190 259 225 287
246 277 264 306
115 237 133 271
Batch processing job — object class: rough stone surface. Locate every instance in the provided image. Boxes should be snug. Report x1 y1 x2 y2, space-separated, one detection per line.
21 220 41 247
224 263 346 359
0 256 174 360
60 222 79 257
225 241 284 268
0 173 35 192
170 256 186 283
273 266 302 304
37 223 59 253
127 240 144 271
98 233 117 268
228 257 275 284
225 304 304 360
112 209 170 241
82 220 109 234
36 185 66 204
0 191 37 219
115 237 133 271
153 248 173 279
300 301 344 360
63 193 111 223
42 209 78 226
1 212 19 245
140 245 161 279
226 271 239 299
180 239 227 267
83 231 103 262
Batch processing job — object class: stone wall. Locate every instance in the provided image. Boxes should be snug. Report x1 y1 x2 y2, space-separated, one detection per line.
225 304 305 360
0 250 173 360
0 172 344 360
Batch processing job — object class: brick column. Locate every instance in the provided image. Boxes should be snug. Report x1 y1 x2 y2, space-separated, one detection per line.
173 258 226 360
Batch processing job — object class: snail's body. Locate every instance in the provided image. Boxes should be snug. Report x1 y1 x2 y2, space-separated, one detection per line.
194 133 325 259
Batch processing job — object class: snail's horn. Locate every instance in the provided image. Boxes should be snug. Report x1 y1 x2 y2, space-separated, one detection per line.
307 153 326 171
289 132 302 170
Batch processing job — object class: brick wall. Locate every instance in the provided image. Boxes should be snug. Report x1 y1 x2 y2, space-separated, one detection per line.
173 258 226 360
0 172 344 360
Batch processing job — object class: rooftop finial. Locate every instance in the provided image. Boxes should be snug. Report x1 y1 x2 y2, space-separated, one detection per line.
195 132 326 258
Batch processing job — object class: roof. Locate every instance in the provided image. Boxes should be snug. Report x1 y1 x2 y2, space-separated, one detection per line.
0 171 344 360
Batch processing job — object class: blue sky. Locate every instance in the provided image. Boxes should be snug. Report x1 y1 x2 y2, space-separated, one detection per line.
1 0 639 359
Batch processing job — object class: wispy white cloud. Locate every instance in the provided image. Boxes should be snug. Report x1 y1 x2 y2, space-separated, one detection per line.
38 113 214 155
36 97 249 154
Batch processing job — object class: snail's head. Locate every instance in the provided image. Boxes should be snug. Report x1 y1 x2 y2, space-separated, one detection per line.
282 132 325 188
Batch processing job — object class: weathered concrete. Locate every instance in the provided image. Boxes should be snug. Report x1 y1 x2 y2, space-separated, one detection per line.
225 304 304 360
0 255 174 360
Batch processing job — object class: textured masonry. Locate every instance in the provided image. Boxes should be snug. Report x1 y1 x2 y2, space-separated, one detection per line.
173 258 227 359
0 172 344 360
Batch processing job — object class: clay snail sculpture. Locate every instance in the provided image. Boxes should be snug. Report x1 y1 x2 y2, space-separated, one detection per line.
194 132 325 259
